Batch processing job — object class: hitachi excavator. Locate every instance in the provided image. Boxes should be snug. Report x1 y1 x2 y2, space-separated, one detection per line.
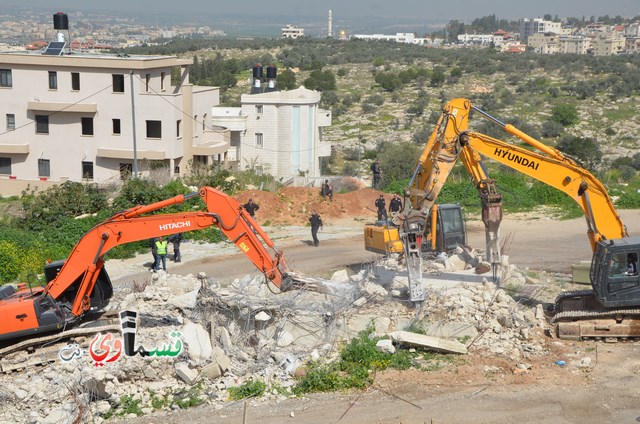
0 187 296 343
382 98 640 339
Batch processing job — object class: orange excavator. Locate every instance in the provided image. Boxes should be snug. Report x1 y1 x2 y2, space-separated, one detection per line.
0 187 293 342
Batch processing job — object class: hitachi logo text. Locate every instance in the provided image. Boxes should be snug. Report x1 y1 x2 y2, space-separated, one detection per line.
493 148 540 171
159 222 191 231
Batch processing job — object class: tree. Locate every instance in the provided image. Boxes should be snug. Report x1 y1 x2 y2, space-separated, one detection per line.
551 103 579 127
556 135 602 169
277 68 297 90
303 69 336 91
377 142 422 190
430 67 446 87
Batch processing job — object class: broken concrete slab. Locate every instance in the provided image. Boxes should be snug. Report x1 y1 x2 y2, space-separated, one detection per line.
389 331 467 354
419 321 478 340
182 322 213 362
175 363 199 385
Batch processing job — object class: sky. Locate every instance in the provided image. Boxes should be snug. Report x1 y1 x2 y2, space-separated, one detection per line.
5 0 637 21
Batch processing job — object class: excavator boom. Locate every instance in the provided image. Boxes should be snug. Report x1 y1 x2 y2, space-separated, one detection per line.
0 187 292 342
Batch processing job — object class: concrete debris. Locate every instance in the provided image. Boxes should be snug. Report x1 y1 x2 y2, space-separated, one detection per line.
0 239 556 423
376 339 396 354
175 362 199 385
389 331 468 354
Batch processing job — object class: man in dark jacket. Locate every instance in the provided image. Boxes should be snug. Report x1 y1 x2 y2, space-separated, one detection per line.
371 159 382 189
243 198 260 217
321 179 333 201
389 193 402 215
149 237 158 271
168 233 184 262
309 209 323 247
375 194 387 221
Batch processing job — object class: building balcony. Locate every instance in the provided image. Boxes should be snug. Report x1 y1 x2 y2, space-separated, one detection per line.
27 101 98 113
0 144 29 154
211 107 246 132
96 148 165 160
193 130 230 156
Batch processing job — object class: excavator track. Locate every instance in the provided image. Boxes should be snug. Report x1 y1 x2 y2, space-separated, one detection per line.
552 290 640 340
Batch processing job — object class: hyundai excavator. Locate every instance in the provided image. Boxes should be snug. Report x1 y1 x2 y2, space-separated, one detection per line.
390 97 640 339
0 187 297 343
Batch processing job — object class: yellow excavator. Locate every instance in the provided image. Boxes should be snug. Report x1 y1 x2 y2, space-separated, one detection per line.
367 98 640 339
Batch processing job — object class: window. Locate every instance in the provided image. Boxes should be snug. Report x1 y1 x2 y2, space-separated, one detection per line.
119 163 132 180
48 71 57 90
255 105 263 114
35 115 49 134
82 161 94 180
160 72 165 91
0 157 10 175
71 72 80 91
81 117 94 135
255 133 263 148
146 120 162 138
0 69 12 87
112 74 125 93
38 159 50 177
176 119 181 137
145 73 150 92
6 114 15 131
112 119 121 134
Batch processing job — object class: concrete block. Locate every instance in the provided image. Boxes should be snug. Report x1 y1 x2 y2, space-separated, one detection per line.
420 322 478 340
211 346 232 372
202 362 222 380
182 322 213 362
389 330 467 354
175 363 198 385
376 339 396 354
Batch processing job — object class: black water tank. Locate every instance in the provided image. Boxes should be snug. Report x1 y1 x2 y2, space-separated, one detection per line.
53 12 69 30
266 65 277 79
252 64 263 80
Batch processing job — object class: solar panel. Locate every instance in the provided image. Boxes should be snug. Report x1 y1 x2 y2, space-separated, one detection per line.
43 41 66 56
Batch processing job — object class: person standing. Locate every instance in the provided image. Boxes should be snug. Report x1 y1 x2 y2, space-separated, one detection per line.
389 193 402 215
309 209 323 247
243 198 260 218
371 159 382 190
154 236 168 272
321 179 333 201
149 237 159 271
168 233 184 262
375 194 388 221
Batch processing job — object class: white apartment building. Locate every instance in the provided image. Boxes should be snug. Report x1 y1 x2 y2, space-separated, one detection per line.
352 33 431 46
211 86 331 181
282 25 304 39
0 50 227 195
520 18 562 42
559 36 591 54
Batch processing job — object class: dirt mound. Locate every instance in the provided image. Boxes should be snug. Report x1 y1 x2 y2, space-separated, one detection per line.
234 187 389 225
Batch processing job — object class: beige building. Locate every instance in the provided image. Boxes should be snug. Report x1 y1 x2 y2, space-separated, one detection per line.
593 33 626 56
212 86 332 181
0 50 227 195
282 25 304 39
527 33 560 54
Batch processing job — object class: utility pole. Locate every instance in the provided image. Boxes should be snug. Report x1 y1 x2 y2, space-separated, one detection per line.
130 70 138 178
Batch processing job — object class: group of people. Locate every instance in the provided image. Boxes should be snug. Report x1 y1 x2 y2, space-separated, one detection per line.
149 233 184 272
375 193 403 221
147 162 395 267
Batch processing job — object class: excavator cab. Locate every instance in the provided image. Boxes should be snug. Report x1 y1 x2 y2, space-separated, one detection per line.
426 204 467 253
591 237 640 308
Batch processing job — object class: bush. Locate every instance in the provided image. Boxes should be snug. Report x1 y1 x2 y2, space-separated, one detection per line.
228 379 266 400
551 103 579 127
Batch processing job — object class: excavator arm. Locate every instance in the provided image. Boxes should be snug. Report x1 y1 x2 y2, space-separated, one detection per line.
0 187 292 341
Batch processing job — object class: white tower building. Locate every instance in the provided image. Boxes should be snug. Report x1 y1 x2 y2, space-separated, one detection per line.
328 10 333 38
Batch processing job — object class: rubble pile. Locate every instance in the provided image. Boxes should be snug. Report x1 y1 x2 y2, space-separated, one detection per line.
0 250 548 423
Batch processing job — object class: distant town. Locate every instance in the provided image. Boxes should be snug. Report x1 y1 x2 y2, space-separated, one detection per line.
1 7 639 56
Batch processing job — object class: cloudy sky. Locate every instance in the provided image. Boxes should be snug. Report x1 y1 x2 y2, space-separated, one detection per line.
5 0 637 21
